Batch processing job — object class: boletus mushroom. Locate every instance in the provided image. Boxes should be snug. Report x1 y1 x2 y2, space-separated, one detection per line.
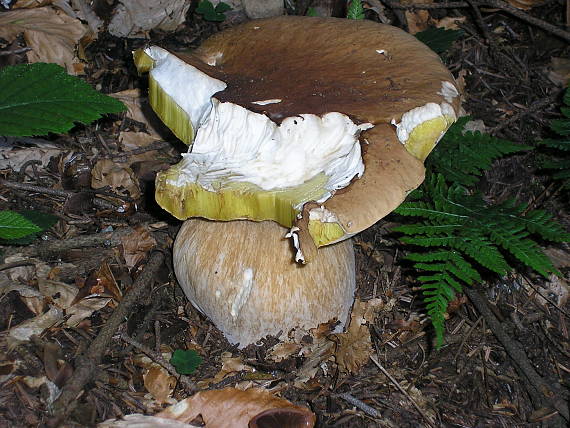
134 16 461 347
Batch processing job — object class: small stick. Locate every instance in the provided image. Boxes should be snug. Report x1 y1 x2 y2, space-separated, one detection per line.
335 392 382 418
119 332 199 395
51 251 165 420
370 356 437 428
386 0 570 42
464 287 569 421
2 226 136 260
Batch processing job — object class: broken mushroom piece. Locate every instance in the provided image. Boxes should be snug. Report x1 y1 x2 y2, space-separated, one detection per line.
173 218 355 347
134 16 462 259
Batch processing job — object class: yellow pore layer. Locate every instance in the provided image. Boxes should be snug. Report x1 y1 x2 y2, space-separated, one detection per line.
155 165 346 247
404 115 456 161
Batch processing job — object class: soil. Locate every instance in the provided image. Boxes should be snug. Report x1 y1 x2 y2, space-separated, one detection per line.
0 1 569 427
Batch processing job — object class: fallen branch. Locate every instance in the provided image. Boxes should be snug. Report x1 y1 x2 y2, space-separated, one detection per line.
2 226 136 260
385 0 570 42
51 251 165 420
463 287 569 422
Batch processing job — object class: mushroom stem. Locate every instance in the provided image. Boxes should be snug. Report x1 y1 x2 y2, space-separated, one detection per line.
173 219 356 347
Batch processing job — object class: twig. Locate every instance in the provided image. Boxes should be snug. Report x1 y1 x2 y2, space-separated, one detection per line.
0 179 118 210
106 140 174 162
490 91 564 134
370 356 437 428
463 287 570 422
335 392 382 418
386 0 570 42
2 226 136 260
50 251 165 420
388 1 469 8
119 333 199 395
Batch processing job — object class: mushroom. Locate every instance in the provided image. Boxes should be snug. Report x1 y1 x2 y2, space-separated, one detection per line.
174 219 355 347
134 16 461 347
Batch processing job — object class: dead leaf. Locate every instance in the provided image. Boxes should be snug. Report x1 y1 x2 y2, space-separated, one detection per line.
7 306 64 347
548 57 570 87
111 89 170 139
91 159 141 199
156 388 316 428
10 0 54 8
38 278 112 327
435 16 466 30
400 0 432 34
332 299 384 374
143 364 177 404
0 145 63 172
77 261 122 303
108 0 191 38
267 342 301 362
0 7 87 74
119 225 157 269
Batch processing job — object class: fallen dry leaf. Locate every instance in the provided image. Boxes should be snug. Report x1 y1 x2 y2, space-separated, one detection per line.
99 387 316 428
435 16 466 30
0 145 63 171
7 306 63 347
119 225 157 269
0 7 86 73
143 364 177 404
108 0 191 38
267 342 302 362
332 298 384 374
111 89 170 139
38 278 112 327
400 0 432 34
91 159 142 200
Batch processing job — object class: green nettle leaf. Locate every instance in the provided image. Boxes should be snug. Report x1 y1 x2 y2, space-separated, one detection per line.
0 63 125 137
415 27 463 54
0 210 42 240
170 349 202 375
347 0 365 20
196 0 232 22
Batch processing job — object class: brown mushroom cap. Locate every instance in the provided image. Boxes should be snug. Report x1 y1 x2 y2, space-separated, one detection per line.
173 218 356 347
148 16 461 258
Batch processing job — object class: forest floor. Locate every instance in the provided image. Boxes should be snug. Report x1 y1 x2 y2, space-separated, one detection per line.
0 0 569 427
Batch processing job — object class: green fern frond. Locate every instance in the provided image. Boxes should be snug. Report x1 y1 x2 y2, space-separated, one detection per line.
428 117 530 186
535 88 570 189
392 171 564 347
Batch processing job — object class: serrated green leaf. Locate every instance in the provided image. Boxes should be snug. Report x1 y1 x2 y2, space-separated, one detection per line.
0 63 125 137
196 0 230 21
19 210 58 231
415 27 463 54
170 349 202 375
347 0 365 19
0 210 42 239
